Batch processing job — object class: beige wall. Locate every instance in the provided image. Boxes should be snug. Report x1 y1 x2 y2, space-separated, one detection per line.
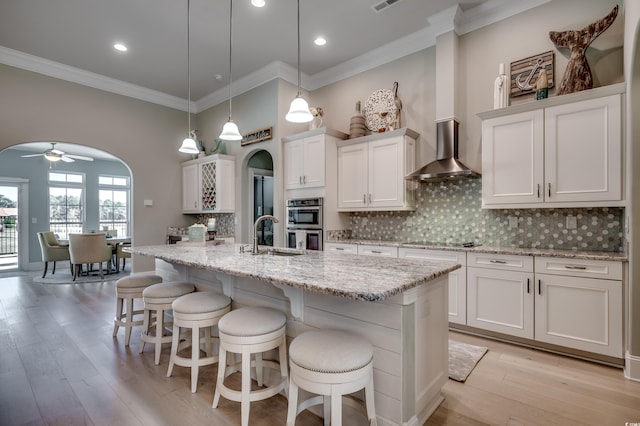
0 64 190 271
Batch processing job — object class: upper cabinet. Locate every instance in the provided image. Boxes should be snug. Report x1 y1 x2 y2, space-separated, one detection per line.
182 154 235 214
283 128 348 192
479 84 624 209
337 128 417 211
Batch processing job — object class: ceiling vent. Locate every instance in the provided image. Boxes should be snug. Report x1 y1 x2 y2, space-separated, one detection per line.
372 0 403 13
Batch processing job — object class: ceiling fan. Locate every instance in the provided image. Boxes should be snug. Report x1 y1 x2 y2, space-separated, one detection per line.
21 143 94 163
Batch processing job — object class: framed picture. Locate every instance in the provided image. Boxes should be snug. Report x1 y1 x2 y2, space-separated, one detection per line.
510 51 554 97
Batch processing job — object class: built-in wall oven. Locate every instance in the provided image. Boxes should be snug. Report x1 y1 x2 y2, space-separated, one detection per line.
285 197 323 251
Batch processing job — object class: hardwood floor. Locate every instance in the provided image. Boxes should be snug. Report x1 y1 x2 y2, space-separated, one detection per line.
1 273 639 425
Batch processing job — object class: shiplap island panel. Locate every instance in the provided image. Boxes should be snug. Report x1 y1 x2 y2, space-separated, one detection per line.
128 243 460 425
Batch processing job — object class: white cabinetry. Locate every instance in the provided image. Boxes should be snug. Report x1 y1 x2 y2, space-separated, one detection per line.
181 154 235 213
467 253 535 338
324 242 358 254
284 134 326 189
534 257 623 358
358 244 398 257
399 248 467 325
479 85 623 208
337 128 417 211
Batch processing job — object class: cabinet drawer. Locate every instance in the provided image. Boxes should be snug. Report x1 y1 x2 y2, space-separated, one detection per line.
358 245 398 257
398 248 466 265
324 243 358 254
534 257 623 280
467 253 533 272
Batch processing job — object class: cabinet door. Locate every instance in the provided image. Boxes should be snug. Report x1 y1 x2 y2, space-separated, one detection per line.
182 163 199 213
467 267 534 338
284 140 305 189
368 137 405 208
534 274 622 357
544 94 622 203
399 248 467 325
482 110 544 206
301 135 325 188
338 143 368 209
214 159 235 212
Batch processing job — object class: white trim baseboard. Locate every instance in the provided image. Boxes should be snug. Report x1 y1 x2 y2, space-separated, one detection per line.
624 351 640 381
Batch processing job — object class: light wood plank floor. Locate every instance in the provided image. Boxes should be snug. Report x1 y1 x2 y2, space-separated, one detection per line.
1 273 639 425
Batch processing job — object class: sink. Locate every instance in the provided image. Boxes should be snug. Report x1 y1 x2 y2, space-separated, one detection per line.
264 249 305 257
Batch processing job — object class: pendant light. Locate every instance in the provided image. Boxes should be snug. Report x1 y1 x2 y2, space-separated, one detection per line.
285 0 313 123
219 0 243 141
179 0 200 154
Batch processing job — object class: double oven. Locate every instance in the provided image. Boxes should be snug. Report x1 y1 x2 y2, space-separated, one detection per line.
285 197 323 251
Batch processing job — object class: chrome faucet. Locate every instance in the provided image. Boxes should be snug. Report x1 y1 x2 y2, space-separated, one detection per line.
253 215 279 254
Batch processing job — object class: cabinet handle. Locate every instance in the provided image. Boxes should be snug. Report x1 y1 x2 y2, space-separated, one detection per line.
548 183 551 198
368 193 372 204
527 278 530 294
489 259 507 264
371 250 382 254
538 279 542 295
363 194 367 204
303 175 307 184
565 265 587 270
537 184 540 198
299 176 302 184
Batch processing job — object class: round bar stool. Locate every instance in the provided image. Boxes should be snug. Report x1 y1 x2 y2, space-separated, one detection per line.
139 281 195 365
113 274 163 346
166 291 231 393
212 306 289 426
286 329 377 426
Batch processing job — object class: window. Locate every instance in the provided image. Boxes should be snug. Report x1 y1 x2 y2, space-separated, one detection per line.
49 171 84 239
99 175 130 236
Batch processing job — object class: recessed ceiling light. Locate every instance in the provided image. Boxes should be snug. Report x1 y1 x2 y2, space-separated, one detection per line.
113 43 128 52
251 0 265 7
314 37 326 46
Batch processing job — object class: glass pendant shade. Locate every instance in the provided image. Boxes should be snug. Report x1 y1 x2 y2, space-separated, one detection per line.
219 120 242 141
179 136 200 154
286 95 313 123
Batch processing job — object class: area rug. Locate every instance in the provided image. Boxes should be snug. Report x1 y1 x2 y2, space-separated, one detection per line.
32 265 130 284
448 340 488 382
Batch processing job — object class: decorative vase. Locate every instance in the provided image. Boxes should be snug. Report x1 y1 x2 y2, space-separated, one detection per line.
309 116 323 130
349 101 366 139
493 63 509 109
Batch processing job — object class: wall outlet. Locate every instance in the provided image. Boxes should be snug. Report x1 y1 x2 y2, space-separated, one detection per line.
508 216 518 229
566 216 577 229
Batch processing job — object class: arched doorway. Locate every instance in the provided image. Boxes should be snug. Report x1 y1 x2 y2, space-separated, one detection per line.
247 150 274 247
0 142 131 272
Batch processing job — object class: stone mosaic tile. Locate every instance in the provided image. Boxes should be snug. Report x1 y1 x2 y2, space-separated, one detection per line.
349 179 625 252
195 213 235 237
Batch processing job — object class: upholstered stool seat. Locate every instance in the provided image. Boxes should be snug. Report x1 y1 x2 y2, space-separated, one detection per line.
166 291 231 393
212 306 289 426
139 281 195 365
286 329 376 426
113 274 163 346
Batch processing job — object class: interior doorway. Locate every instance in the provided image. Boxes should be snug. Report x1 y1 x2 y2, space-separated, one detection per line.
247 150 274 247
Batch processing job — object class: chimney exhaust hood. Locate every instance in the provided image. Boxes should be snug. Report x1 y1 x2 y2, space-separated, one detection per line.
405 27 480 182
405 119 480 181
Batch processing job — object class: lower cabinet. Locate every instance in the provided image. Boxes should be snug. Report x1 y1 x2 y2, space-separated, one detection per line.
534 257 623 358
399 248 467 325
467 253 623 358
467 253 535 338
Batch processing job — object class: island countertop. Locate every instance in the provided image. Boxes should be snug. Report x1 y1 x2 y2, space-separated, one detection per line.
127 243 460 302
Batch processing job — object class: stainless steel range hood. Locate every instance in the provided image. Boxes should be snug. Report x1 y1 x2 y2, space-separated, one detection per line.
405 119 480 181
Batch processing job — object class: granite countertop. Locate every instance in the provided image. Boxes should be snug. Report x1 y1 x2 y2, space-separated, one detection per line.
127 244 461 302
327 239 628 262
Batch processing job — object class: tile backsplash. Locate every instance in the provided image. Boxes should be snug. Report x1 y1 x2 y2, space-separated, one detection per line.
195 213 235 237
349 179 625 252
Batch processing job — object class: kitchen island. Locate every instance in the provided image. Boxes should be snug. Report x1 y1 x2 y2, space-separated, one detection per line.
128 243 460 426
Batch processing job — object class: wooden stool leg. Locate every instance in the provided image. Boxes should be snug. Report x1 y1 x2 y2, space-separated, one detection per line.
241 349 252 426
139 308 151 354
191 325 200 393
365 369 377 425
167 323 180 377
255 352 264 386
330 392 342 426
279 334 289 396
113 296 123 337
212 347 227 408
154 307 163 365
286 377 299 426
124 297 134 346
324 396 331 426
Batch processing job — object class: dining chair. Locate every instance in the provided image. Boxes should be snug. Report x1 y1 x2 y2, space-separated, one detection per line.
68 233 114 281
37 231 70 278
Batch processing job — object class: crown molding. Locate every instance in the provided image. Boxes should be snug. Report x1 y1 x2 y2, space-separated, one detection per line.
0 46 196 112
0 0 551 110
